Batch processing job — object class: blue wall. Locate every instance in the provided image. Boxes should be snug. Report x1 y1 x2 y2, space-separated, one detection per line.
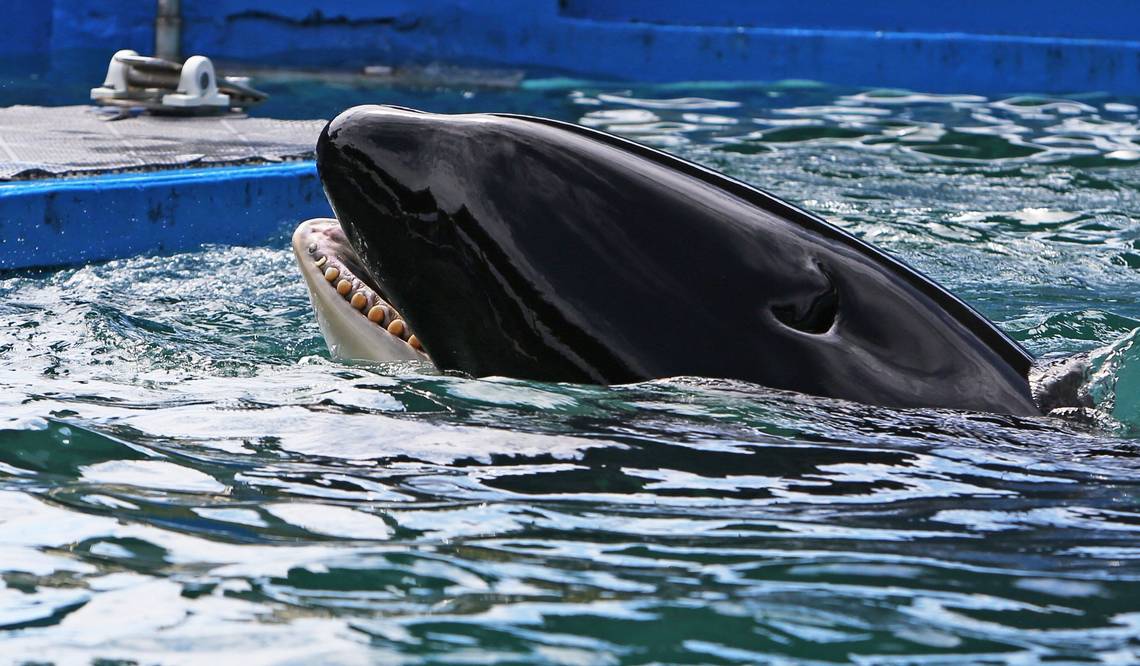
5 1 152 58
182 0 1140 93
14 0 1140 94
50 0 155 54
561 1 1139 41
3 4 53 58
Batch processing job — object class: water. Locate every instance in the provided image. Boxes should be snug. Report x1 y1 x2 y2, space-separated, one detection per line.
2 78 1140 663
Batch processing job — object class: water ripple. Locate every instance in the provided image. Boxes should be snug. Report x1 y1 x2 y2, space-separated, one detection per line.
0 81 1138 663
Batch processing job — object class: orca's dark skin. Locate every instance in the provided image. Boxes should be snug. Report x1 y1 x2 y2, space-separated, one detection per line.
316 105 1041 416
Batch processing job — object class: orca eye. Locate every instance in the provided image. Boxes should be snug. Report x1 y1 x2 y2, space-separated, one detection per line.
771 265 839 335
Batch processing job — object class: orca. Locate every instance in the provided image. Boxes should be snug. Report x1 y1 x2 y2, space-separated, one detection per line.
294 104 1043 416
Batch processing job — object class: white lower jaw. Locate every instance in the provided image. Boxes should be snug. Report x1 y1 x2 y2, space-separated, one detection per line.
292 219 426 363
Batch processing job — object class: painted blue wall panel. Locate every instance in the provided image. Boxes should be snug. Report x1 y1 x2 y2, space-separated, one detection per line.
166 0 1140 93
179 0 444 69
3 3 52 58
49 0 154 53
0 163 331 270
560 0 1136 40
2 0 1132 93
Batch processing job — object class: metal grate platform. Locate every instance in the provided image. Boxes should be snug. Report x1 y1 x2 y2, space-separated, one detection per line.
0 105 324 181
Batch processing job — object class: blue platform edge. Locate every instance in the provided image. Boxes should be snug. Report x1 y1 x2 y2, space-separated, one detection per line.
0 163 331 270
10 0 1140 95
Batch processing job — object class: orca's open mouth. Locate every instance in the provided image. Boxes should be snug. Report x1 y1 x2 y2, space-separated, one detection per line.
291 218 428 363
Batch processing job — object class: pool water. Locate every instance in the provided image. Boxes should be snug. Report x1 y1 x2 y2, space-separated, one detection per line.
2 80 1140 663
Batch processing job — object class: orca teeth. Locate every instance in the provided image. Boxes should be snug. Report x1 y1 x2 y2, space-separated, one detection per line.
306 236 423 352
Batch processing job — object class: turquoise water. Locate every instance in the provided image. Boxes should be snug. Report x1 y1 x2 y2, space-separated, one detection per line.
2 81 1140 663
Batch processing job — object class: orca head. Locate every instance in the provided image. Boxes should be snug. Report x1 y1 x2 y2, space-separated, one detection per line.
315 105 1040 415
